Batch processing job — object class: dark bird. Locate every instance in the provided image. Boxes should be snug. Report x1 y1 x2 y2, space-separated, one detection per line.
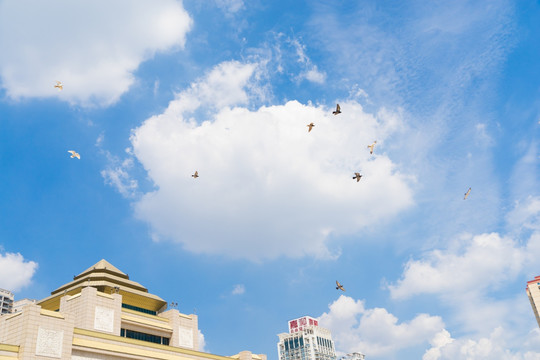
464 187 471 200
192 171 199 178
332 104 341 115
336 280 345 292
352 173 362 182
307 123 315 132
367 141 377 155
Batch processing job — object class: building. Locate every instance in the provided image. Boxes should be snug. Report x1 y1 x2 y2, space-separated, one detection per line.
338 352 365 360
11 298 37 314
277 316 337 360
0 289 14 315
527 275 540 328
0 259 266 360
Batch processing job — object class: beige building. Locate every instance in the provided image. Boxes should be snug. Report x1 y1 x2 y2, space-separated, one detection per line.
0 259 266 360
12 298 37 314
527 275 540 328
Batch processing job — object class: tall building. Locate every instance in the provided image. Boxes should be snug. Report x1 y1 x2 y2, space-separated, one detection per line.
277 316 337 360
0 259 266 360
0 288 14 315
527 275 540 327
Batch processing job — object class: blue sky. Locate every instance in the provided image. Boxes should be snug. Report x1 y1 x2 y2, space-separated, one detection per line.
1 0 540 359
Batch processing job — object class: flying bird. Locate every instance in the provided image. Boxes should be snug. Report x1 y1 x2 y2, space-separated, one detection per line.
464 187 471 200
192 171 199 178
307 123 315 132
352 173 362 182
336 280 345 292
332 104 341 115
367 141 377 154
68 150 80 159
54 81 63 91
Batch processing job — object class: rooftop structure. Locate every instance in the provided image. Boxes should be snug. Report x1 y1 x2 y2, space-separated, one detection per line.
0 259 266 360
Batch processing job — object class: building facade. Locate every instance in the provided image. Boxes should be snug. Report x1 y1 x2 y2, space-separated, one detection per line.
11 298 37 314
0 289 14 315
277 316 336 360
527 275 540 328
0 259 266 360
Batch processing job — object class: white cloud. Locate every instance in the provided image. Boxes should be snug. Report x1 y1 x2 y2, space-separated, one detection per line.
423 330 453 360
232 284 245 295
127 60 413 261
507 196 540 232
318 295 444 358
388 199 540 352
388 232 526 300
0 252 38 292
0 0 192 106
424 327 540 360
198 330 206 352
303 66 327 84
98 136 139 198
214 0 244 14
101 159 139 198
288 38 327 84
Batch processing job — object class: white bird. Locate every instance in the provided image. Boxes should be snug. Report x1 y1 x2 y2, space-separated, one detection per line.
367 141 377 155
68 150 80 159
336 280 345 292
464 187 471 200
54 81 63 91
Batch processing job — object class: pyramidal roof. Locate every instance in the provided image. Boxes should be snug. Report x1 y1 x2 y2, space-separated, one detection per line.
76 259 128 279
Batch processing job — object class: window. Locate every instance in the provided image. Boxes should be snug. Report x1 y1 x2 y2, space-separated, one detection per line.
121 303 157 315
120 328 169 345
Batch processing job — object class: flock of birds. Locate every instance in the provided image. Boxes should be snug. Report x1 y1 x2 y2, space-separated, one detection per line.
57 81 472 199
56 80 473 297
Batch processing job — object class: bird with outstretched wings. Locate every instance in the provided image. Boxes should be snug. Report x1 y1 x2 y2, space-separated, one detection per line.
336 280 345 292
367 141 377 154
68 150 80 159
352 173 362 182
54 81 63 91
192 171 199 178
307 123 315 132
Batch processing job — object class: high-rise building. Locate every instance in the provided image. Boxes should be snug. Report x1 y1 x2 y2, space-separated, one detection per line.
277 316 337 360
527 275 540 327
0 288 14 315
0 259 266 360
